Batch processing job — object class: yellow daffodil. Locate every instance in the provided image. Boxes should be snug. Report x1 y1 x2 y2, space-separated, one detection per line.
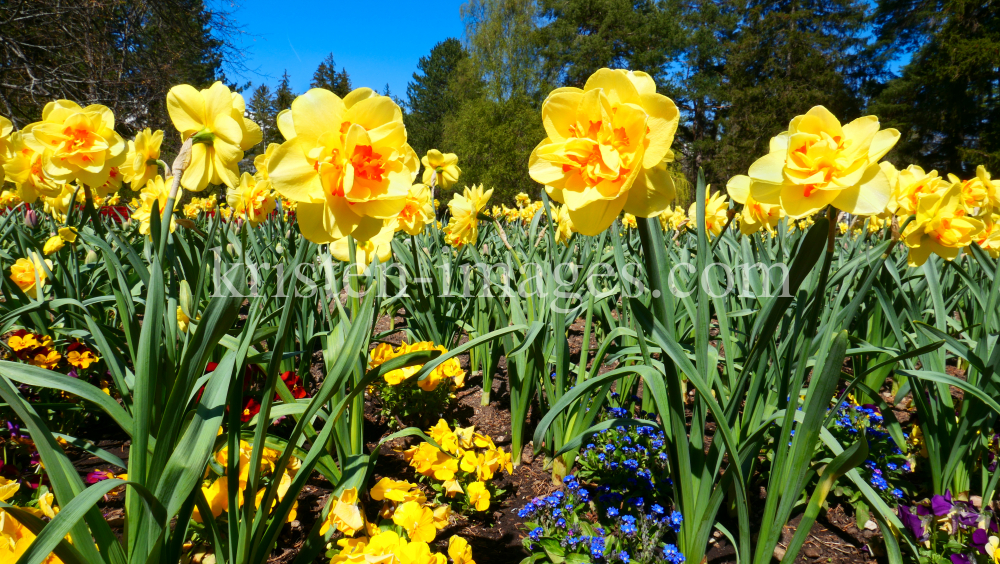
903 183 984 266
529 69 679 235
120 128 163 190
254 143 280 183
448 535 476 564
268 87 418 243
177 306 191 333
688 189 730 238
38 492 59 519
727 175 784 235
227 172 276 226
421 149 461 189
515 193 531 208
550 204 575 244
465 481 490 511
392 501 436 543
951 165 997 215
43 235 65 255
24 100 126 188
397 184 434 235
4 131 65 203
0 115 12 173
330 218 397 274
976 215 1000 258
131 175 181 236
621 213 637 229
167 82 261 191
895 165 949 216
444 184 493 248
746 105 899 219
10 254 51 299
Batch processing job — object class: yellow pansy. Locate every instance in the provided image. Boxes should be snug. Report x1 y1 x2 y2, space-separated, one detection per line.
370 477 425 504
10 254 51 299
529 69 679 235
444 184 493 248
421 149 461 189
429 419 459 454
192 476 230 522
331 536 369 564
120 128 163 190
321 487 364 537
465 481 490 512
268 87 418 243
448 535 475 564
903 183 984 267
0 477 19 501
24 100 127 188
433 505 452 530
392 500 436 543
747 105 899 218
167 82 261 191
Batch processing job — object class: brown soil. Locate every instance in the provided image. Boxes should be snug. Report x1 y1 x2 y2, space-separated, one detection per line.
60 314 880 564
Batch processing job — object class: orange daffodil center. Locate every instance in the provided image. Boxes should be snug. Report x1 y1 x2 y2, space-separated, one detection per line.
746 105 900 219
24 100 126 188
269 87 418 244
529 69 680 236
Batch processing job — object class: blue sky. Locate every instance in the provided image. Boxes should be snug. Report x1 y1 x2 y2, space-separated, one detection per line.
227 0 469 101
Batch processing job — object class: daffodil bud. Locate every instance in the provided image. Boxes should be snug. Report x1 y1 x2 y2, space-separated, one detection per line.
84 250 98 264
275 244 284 255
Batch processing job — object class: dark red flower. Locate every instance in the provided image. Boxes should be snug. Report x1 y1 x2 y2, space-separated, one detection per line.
240 397 261 422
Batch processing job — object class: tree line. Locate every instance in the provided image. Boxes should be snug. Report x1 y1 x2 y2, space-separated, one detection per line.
5 0 996 206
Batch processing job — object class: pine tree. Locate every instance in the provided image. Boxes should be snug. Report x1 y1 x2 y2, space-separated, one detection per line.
405 38 470 156
311 53 352 97
669 0 738 192
714 0 869 182
273 71 296 115
870 0 1000 175
247 84 277 151
536 0 682 88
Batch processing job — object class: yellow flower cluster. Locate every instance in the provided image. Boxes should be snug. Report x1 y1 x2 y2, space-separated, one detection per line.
1 479 64 563
658 205 688 231
193 440 299 524
403 419 512 512
368 342 466 392
183 195 217 219
322 479 474 564
227 172 276 226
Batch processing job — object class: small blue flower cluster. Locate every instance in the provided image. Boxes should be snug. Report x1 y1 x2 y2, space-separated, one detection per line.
578 407 670 499
517 473 684 564
830 402 909 502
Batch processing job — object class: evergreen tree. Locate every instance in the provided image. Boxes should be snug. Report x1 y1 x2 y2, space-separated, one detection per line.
247 84 277 151
669 0 738 192
405 38 469 156
439 58 544 204
714 0 870 182
870 0 1000 174
310 53 352 97
536 0 682 88
273 71 296 115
